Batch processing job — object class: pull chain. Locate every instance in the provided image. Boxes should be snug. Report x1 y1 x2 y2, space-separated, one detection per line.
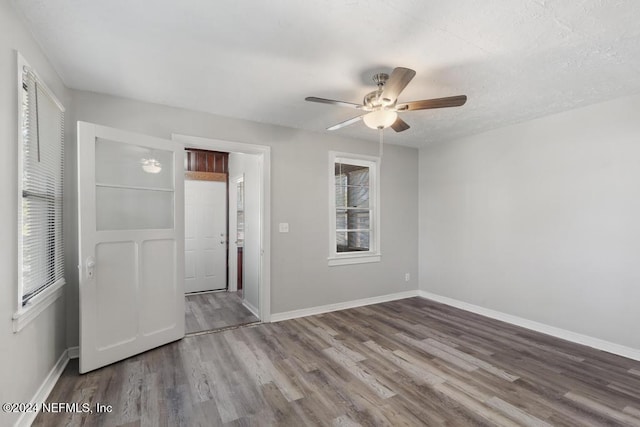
378 127 384 167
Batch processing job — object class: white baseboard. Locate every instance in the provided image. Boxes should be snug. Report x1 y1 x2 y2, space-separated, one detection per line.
68 346 79 359
242 300 260 319
270 290 420 322
418 290 640 362
14 349 70 427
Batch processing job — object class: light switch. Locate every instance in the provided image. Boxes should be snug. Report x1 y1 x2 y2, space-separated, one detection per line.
279 223 289 233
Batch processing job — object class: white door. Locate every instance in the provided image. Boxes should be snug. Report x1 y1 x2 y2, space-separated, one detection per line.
184 180 227 293
78 122 184 374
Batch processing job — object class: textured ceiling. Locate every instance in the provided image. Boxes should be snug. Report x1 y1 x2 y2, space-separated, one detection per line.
14 0 640 148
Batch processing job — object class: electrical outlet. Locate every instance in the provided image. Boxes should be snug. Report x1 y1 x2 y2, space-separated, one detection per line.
404 273 410 282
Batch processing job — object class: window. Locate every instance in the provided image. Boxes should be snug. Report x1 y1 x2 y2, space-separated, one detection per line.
328 152 380 266
15 53 65 328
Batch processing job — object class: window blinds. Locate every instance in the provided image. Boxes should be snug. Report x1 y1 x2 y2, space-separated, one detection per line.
20 66 65 305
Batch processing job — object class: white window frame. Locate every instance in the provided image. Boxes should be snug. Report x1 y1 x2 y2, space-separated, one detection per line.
13 52 66 332
328 151 381 266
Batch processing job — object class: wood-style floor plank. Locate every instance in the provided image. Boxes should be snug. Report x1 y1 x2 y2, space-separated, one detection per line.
35 298 640 426
185 291 259 334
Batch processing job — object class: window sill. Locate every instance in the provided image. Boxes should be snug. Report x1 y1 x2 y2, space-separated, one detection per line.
328 253 381 266
13 279 65 333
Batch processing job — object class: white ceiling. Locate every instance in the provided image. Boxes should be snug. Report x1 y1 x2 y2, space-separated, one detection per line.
14 0 640 148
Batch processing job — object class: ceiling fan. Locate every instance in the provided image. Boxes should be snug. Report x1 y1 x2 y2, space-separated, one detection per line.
305 67 467 132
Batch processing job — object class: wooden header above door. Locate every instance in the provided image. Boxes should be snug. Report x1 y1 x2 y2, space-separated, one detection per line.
185 148 229 181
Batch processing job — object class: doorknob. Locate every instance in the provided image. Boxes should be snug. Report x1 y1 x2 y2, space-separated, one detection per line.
86 256 96 279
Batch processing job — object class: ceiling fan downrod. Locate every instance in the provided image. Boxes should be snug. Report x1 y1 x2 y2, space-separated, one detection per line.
365 73 393 109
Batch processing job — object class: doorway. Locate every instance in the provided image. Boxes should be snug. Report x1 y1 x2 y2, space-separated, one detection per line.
182 147 266 334
174 134 271 323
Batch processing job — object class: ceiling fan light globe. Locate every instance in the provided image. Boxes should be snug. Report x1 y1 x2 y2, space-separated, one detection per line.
363 110 398 129
141 158 162 174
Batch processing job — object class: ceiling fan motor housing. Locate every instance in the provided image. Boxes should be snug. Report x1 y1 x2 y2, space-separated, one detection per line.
364 73 394 110
372 72 389 86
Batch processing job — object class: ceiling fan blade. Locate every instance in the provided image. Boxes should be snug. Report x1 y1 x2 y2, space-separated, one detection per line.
327 115 363 131
381 67 416 103
391 117 410 132
305 96 363 109
397 95 467 111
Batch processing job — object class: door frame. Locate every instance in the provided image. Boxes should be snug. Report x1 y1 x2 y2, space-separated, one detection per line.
172 134 271 322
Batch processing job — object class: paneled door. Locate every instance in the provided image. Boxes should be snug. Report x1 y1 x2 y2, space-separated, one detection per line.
77 122 185 374
184 179 227 293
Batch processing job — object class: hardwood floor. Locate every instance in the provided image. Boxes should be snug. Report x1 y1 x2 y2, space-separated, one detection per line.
35 297 640 426
185 291 259 334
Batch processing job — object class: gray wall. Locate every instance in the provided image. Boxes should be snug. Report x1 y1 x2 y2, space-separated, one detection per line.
0 1 69 425
68 89 420 345
419 93 640 350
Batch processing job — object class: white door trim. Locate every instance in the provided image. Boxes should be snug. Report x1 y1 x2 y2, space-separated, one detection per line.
172 134 271 322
